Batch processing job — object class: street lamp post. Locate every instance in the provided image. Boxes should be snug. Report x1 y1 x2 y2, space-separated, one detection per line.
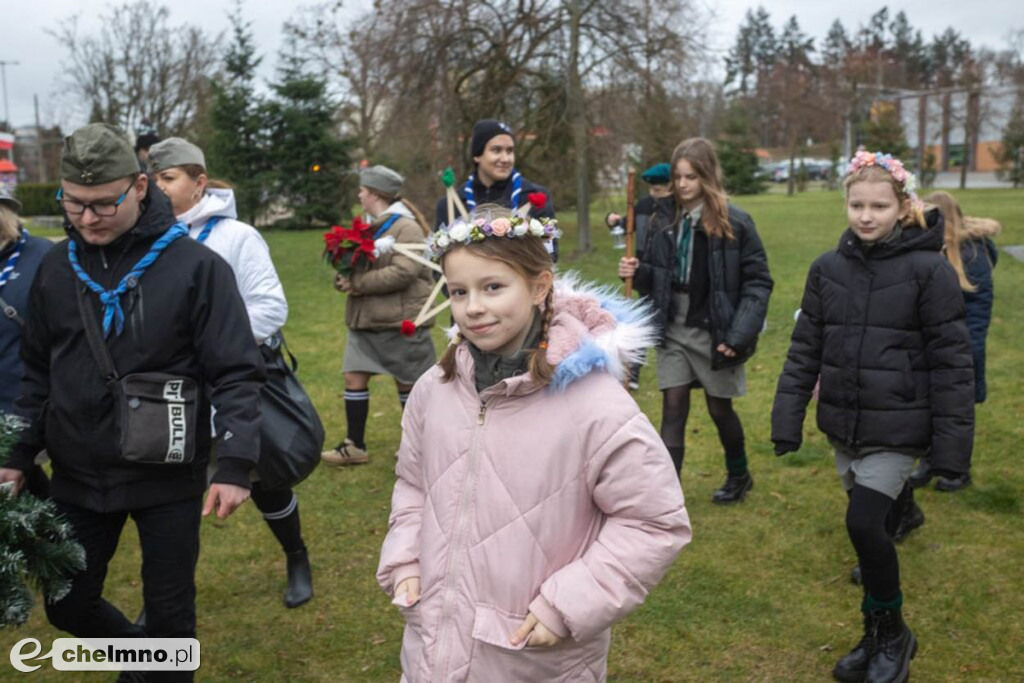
0 60 20 130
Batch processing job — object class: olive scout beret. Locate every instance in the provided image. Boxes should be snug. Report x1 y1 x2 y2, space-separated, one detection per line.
640 163 672 185
147 137 206 173
359 165 404 198
60 123 140 186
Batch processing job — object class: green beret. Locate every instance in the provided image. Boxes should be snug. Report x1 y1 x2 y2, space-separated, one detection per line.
640 163 671 185
148 137 206 173
60 123 140 186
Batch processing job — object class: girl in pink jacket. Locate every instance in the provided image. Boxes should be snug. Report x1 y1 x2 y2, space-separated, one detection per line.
377 205 692 682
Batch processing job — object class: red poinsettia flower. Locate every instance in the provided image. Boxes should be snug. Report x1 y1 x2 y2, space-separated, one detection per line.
324 225 347 252
324 218 379 276
400 319 416 336
352 216 373 234
527 192 547 210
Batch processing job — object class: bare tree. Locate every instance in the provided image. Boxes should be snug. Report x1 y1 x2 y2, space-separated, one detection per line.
50 0 221 136
287 0 709 248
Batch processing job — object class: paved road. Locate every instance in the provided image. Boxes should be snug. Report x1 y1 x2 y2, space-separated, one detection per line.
931 172 1018 189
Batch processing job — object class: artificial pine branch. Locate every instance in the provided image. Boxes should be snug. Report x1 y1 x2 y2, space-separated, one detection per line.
0 413 86 628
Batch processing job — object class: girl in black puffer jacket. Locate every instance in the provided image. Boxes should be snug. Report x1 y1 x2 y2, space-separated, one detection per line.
772 152 974 683
619 138 773 504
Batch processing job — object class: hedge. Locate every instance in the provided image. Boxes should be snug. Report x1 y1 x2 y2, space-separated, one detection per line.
15 183 61 216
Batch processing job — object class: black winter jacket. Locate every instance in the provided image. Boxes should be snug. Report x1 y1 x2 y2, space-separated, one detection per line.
0 229 53 413
433 172 558 261
771 212 975 474
4 185 266 512
633 197 773 369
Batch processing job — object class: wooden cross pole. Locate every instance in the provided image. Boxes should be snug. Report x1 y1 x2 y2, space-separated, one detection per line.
623 168 637 298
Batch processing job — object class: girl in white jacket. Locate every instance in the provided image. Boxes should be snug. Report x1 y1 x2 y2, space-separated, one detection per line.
149 137 312 609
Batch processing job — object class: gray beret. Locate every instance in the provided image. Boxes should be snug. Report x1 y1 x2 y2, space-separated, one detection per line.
0 188 21 213
60 123 140 186
148 137 206 173
359 165 404 198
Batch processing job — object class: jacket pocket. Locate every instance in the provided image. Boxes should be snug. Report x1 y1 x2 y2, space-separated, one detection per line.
472 603 528 651
899 352 916 401
470 604 597 681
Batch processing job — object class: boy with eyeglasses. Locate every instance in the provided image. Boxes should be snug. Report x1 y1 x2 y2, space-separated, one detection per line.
0 123 264 682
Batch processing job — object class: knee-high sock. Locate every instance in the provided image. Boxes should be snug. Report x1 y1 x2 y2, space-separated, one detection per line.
252 487 304 554
344 389 370 450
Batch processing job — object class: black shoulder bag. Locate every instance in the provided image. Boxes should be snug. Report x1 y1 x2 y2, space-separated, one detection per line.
255 333 325 489
75 284 198 464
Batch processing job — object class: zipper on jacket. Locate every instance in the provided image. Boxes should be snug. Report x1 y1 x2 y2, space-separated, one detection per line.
847 267 875 446
435 397 489 681
100 248 109 270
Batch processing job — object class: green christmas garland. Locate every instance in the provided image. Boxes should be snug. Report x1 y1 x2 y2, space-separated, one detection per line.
0 413 86 628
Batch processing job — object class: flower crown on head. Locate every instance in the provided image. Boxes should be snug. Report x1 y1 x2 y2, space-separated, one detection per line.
846 150 919 198
426 196 560 262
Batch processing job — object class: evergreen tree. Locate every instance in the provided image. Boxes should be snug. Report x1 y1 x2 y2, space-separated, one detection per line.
716 105 766 195
996 101 1024 188
208 0 273 225
265 43 354 227
861 104 910 159
822 19 851 71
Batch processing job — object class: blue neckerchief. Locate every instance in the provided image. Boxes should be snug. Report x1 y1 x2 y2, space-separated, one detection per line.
0 229 26 293
373 214 401 240
68 223 190 337
463 170 523 210
195 216 225 243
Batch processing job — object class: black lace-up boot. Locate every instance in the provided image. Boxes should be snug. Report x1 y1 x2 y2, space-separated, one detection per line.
833 611 876 682
711 471 753 504
865 608 916 682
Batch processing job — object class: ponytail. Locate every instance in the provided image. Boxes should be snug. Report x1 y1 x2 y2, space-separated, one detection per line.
400 198 431 236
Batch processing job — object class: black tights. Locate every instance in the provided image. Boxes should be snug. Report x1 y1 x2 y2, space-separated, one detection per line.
846 485 901 603
660 384 747 476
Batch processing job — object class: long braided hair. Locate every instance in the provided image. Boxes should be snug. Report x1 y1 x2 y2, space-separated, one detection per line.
438 211 556 385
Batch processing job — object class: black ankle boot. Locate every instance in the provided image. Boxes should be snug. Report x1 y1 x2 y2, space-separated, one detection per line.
866 608 916 683
712 472 753 504
284 547 313 608
891 502 925 543
833 612 876 682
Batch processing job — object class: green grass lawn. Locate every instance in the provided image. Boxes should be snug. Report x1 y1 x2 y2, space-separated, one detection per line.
12 189 1024 681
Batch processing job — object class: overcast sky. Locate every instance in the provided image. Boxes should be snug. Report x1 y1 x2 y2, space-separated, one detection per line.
2 0 1022 131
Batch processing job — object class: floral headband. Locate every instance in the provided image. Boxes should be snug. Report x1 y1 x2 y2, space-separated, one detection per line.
426 194 560 262
846 150 919 198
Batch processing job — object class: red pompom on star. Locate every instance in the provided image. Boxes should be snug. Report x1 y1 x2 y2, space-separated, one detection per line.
527 192 547 210
400 319 416 336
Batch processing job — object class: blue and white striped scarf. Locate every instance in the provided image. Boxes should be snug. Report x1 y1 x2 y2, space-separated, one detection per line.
463 170 523 210
0 229 26 293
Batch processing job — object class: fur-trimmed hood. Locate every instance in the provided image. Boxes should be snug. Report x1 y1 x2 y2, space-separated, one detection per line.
449 273 658 394
963 216 1002 240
